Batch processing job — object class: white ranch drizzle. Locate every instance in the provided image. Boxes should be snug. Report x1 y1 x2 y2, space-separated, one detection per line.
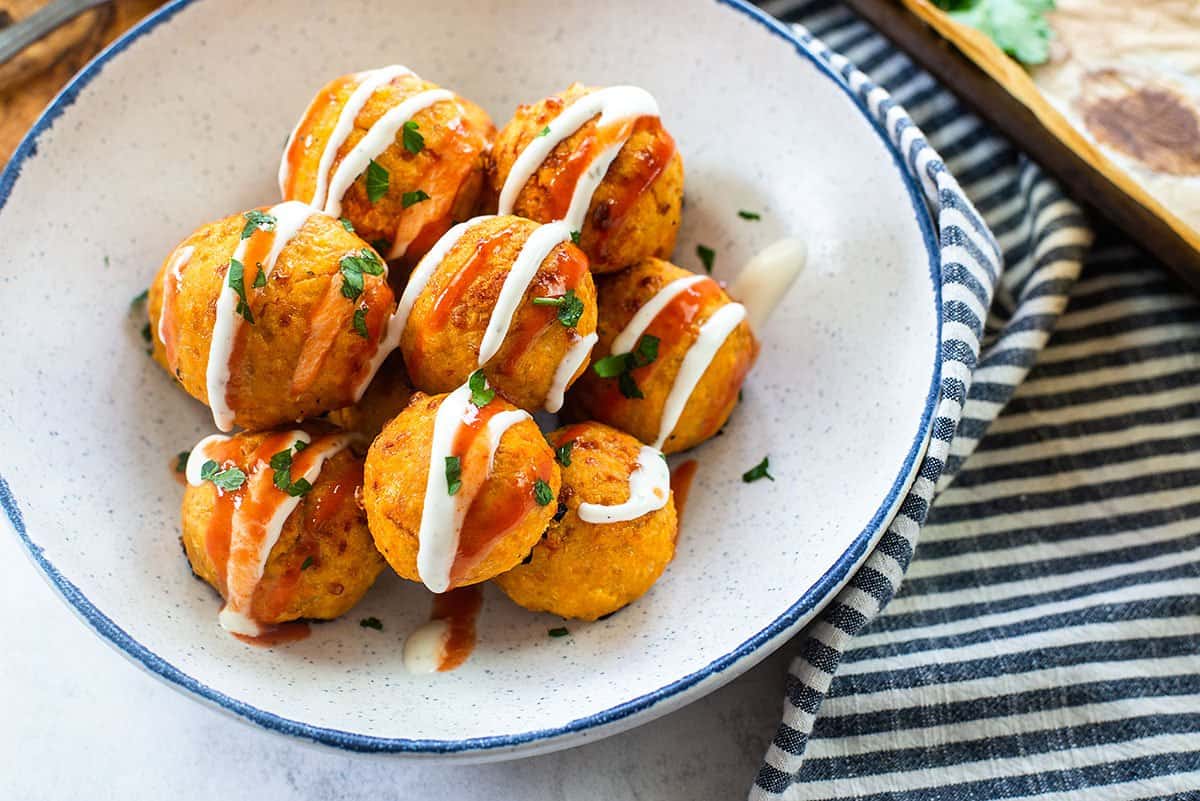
653 302 746 449
393 215 496 338
477 221 574 366
609 274 706 355
156 244 194 346
577 445 670 524
728 237 808 331
299 65 413 210
416 383 530 593
497 86 659 231
205 201 316 431
323 88 457 220
185 431 353 636
544 331 597 413
402 619 449 673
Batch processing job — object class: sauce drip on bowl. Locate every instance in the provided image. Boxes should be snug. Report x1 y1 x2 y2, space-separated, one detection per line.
402 584 484 673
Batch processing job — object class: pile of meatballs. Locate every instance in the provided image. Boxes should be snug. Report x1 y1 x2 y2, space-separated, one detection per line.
147 66 760 643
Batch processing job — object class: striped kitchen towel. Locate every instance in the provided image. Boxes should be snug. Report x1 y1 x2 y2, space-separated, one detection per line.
753 1 1200 798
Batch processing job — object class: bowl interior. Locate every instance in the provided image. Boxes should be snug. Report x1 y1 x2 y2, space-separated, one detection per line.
0 0 937 751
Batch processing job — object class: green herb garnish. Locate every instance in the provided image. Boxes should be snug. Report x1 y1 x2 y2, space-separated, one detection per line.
738 210 761 221
468 369 494 407
370 238 391 254
445 456 462 495
340 217 355 232
131 288 148 306
401 189 430 209
241 210 277 240
934 0 1054 65
548 627 569 637
353 307 369 338
360 617 383 630
301 556 315 571
200 459 246 491
591 334 659 399
697 244 715 274
252 265 267 288
140 322 152 343
270 442 314 497
365 159 389 202
531 289 584 328
570 230 581 246
555 440 574 468
227 259 254 323
539 126 551 137
742 456 774 483
339 249 385 301
402 120 425 154
533 479 554 506
175 450 190 473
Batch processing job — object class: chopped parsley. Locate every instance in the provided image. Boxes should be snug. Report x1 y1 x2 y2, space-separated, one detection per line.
252 265 267 288
301 555 315 571
468 369 495 407
339 249 385 301
402 120 425 154
539 126 551 137
200 459 246 492
738 209 762 221
241 209 277 240
742 456 774 483
696 244 715 274
269 442 314 497
445 455 462 495
592 334 659 399
548 627 569 638
175 450 190 473
360 617 383 630
570 229 581 246
531 289 584 328
131 288 148 306
227 259 254 323
369 238 391 254
140 322 152 343
401 189 430 209
555 439 574 468
353 306 369 338
533 479 554 506
339 217 355 232
934 0 1054 65
365 159 389 202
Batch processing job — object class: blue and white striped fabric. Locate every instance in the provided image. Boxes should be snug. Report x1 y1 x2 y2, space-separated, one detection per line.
753 1 1200 798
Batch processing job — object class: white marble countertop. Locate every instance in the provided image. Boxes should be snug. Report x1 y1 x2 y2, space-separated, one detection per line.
0 527 793 800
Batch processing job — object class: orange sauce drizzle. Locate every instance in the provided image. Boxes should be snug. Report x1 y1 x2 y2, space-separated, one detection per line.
281 74 360 201
590 120 676 261
430 585 484 672
670 459 698 522
391 119 481 265
290 270 392 397
492 245 590 377
544 118 636 219
222 219 278 414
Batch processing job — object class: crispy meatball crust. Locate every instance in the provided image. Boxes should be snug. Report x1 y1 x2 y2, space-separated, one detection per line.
488 83 683 274
569 258 758 454
281 70 494 269
495 422 678 620
181 429 384 623
327 351 414 443
147 210 396 431
363 392 561 589
399 215 598 411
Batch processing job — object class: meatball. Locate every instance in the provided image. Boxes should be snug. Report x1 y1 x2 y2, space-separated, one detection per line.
495 422 677 620
181 426 384 635
488 83 683 274
147 203 398 432
327 351 414 442
569 258 759 454
363 386 561 592
279 65 494 269
397 215 598 412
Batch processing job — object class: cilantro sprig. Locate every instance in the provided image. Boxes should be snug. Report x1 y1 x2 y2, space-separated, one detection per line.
269 442 315 497
592 334 659 399
533 479 554 506
554 439 574 468
402 189 430 209
339 249 385 301
241 210 277 240
365 159 389 202
402 120 424 154
445 456 462 496
228 259 254 323
742 457 775 483
200 459 246 492
696 244 715 274
531 289 584 328
468 369 495 407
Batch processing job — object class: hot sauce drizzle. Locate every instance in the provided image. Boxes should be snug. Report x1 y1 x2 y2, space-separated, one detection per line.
401 584 485 673
157 245 194 374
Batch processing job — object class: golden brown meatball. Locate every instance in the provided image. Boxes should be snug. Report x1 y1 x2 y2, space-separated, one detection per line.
327 351 414 442
182 426 384 633
569 258 759 454
147 204 398 432
363 388 561 592
280 66 494 269
399 215 598 412
488 83 683 273
495 422 678 620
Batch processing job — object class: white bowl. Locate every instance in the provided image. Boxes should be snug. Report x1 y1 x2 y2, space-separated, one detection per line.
0 0 939 759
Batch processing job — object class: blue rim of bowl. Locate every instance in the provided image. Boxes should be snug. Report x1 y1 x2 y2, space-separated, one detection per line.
0 0 943 754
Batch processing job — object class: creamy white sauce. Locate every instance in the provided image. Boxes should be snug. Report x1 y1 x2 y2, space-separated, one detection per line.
300 65 413 210
609 274 707 355
477 221 573 367
497 86 659 231
653 302 746 449
416 383 530 593
544 331 597 413
577 444 670 524
322 88 456 220
205 201 316 431
727 237 807 331
156 244 194 347
402 619 450 673
186 431 352 636
393 215 495 338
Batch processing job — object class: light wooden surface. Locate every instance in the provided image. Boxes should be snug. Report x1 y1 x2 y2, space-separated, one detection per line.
0 0 164 165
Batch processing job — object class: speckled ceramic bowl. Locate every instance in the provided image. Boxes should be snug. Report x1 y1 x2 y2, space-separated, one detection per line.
0 0 938 759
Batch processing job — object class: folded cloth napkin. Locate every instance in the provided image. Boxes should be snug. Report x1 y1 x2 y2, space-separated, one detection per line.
754 1 1200 798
